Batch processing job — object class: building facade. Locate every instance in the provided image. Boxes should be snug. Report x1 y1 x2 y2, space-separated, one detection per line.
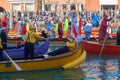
0 0 120 13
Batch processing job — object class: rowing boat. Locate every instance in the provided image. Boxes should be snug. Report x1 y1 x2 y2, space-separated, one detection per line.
0 44 86 72
89 37 116 43
83 40 120 54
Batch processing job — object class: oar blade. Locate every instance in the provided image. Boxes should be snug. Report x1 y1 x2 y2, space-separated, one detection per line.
3 50 22 71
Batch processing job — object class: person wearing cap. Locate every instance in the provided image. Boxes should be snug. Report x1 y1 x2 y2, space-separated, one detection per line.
24 24 45 59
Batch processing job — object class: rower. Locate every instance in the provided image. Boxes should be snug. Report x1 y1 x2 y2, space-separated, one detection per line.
42 38 76 58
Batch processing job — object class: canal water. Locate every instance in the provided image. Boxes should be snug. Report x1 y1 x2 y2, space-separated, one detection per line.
0 45 120 80
0 69 84 80
79 53 120 80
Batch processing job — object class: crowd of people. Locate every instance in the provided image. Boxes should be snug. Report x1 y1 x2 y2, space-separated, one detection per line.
0 9 120 60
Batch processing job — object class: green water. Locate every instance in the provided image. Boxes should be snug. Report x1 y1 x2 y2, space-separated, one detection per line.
0 69 84 80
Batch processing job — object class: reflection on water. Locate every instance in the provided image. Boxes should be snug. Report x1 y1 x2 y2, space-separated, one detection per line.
0 69 84 80
79 58 120 80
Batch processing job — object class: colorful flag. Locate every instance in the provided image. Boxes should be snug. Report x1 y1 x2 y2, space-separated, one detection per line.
71 16 83 43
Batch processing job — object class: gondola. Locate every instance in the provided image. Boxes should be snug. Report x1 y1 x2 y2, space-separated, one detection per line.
0 44 86 73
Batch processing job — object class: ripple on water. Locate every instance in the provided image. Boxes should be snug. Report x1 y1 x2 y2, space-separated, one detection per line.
80 58 120 80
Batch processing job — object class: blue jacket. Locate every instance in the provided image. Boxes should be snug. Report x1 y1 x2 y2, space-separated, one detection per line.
84 23 92 32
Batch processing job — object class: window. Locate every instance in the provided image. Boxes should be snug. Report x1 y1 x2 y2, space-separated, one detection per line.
45 4 51 11
101 5 116 10
12 4 20 11
71 4 76 10
25 3 34 12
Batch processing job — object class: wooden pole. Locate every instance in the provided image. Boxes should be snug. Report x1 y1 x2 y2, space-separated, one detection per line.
3 50 22 71
99 34 107 58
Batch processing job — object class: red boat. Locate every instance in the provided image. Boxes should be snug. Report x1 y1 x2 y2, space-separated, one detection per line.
83 40 120 54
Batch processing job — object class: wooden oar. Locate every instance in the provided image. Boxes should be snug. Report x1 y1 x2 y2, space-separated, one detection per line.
3 50 22 71
99 34 107 58
94 37 99 42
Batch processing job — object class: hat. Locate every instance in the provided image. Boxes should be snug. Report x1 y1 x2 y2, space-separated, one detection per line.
58 22 62 26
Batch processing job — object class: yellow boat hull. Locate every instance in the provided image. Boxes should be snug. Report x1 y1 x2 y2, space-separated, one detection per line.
0 45 86 73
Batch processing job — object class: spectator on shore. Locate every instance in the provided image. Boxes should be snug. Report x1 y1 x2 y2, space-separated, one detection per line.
58 21 63 40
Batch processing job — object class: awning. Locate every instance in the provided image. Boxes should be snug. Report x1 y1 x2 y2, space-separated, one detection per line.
100 0 118 5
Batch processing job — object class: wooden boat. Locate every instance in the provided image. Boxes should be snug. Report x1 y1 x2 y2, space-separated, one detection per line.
83 40 120 54
3 38 49 59
7 37 66 45
0 44 86 73
89 37 116 44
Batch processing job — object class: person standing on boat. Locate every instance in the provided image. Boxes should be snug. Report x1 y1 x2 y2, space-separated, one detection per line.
0 35 3 61
117 27 120 45
24 24 45 59
98 14 112 43
84 20 92 40
0 28 8 50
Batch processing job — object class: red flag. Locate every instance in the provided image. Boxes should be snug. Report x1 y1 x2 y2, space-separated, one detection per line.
71 16 83 43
